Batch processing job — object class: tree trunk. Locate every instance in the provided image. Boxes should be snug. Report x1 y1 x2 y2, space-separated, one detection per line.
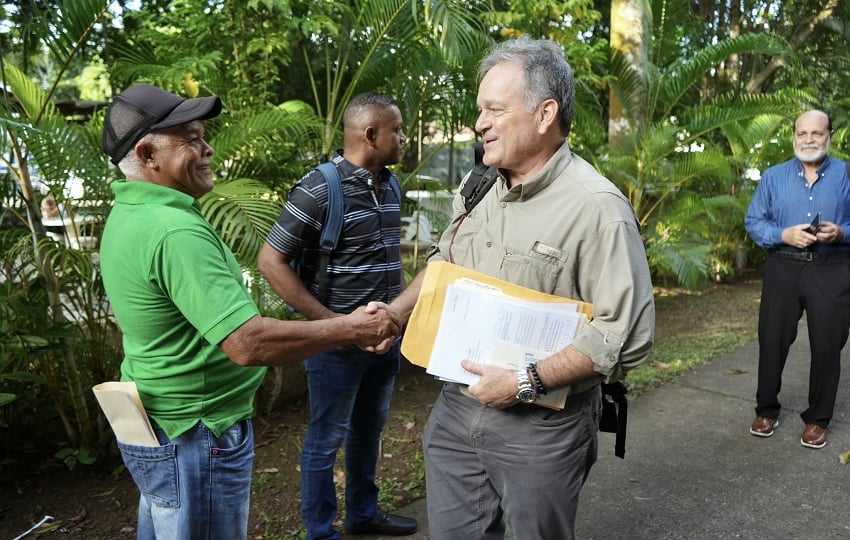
609 0 650 148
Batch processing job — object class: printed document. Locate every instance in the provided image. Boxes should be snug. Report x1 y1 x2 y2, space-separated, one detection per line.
400 261 592 369
426 279 584 409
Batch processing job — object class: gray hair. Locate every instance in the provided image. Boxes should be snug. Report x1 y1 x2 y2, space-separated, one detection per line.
116 131 169 178
478 37 575 137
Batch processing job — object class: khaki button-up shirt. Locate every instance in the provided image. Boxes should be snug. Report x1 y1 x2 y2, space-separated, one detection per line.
429 142 655 387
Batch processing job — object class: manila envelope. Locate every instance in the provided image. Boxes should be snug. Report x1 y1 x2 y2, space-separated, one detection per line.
400 260 593 368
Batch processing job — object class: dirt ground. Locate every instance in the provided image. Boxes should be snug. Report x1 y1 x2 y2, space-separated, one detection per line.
0 361 442 540
0 275 763 540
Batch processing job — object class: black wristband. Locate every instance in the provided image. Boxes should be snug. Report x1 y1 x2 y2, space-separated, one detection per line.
527 363 548 395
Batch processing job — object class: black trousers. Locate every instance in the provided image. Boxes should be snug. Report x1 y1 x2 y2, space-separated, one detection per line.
756 254 850 427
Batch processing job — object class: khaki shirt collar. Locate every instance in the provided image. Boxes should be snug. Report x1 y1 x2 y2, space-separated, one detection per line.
497 140 572 202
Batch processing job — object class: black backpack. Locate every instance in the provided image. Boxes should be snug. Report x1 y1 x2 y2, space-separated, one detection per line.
458 142 630 458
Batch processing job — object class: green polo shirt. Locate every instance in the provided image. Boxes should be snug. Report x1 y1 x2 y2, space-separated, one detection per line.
100 180 265 439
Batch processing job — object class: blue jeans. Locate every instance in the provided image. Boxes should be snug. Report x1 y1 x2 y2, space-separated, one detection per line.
300 344 400 540
117 419 254 540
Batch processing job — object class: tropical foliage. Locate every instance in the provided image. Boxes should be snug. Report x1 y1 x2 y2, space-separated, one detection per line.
2 0 850 467
601 32 806 287
1 0 117 462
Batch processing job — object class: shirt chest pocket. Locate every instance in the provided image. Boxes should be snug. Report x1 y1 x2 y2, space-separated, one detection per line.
500 241 570 294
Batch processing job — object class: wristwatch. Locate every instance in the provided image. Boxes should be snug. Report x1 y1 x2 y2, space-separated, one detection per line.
516 369 538 404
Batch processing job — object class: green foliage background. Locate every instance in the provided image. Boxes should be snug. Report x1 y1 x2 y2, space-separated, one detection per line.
1 0 849 466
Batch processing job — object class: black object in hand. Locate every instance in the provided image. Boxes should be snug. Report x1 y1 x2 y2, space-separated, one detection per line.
808 212 821 234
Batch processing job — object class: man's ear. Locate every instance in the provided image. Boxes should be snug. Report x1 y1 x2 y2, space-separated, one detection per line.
365 126 377 145
135 139 155 167
538 99 559 133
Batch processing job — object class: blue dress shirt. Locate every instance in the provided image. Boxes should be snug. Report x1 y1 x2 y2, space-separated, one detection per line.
745 156 850 253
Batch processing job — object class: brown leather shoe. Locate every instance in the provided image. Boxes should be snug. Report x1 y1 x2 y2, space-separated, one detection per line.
750 416 779 437
801 424 827 449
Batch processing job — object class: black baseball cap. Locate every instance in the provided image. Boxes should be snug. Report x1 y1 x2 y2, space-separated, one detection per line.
101 84 222 165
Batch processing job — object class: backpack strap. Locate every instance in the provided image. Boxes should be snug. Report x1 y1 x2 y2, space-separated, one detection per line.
315 162 343 302
460 142 499 214
311 164 400 303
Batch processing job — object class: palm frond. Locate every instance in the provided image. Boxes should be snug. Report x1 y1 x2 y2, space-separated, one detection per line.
30 0 110 123
417 0 491 66
209 103 326 180
633 121 680 167
657 33 792 117
41 0 110 63
608 48 646 122
682 93 801 140
199 178 284 261
645 225 712 290
0 62 61 125
108 40 223 91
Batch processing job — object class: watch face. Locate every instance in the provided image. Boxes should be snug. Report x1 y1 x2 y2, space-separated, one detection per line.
518 389 538 403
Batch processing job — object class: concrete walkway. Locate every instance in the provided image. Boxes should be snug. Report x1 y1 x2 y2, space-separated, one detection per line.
358 317 850 539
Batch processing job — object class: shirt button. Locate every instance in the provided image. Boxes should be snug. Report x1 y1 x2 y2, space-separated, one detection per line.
486 241 492 247
501 202 507 208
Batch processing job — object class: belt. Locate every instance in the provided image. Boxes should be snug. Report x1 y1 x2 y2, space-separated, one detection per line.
769 250 850 262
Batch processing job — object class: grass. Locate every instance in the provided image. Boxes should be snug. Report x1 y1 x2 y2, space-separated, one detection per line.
627 276 761 396
628 331 757 394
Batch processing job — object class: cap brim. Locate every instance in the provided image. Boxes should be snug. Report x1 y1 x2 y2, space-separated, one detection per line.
151 96 222 130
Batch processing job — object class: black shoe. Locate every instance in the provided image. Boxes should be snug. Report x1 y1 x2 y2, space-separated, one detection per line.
345 509 418 536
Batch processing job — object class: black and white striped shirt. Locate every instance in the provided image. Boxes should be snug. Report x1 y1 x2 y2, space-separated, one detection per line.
264 155 403 313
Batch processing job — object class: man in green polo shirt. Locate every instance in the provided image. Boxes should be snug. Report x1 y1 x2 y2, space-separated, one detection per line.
98 84 399 540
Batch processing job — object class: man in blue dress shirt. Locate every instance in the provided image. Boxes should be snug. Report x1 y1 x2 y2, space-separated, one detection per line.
745 109 850 449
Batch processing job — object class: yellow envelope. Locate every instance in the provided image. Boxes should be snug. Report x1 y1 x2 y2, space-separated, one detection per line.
401 260 593 368
92 381 159 446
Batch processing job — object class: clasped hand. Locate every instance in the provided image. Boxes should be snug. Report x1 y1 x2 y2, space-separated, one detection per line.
349 301 401 352
352 307 521 406
783 220 843 249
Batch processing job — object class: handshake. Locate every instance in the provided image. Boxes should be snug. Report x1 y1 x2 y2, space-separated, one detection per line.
345 301 403 354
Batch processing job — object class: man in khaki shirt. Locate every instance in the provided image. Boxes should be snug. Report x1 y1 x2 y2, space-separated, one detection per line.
382 37 655 539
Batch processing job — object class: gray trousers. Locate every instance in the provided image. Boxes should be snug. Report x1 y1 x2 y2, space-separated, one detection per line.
423 383 601 540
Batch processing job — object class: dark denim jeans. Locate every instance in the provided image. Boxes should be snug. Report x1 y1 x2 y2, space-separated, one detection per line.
117 419 254 540
300 343 400 540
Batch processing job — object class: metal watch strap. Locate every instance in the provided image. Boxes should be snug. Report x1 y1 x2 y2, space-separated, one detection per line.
516 369 538 403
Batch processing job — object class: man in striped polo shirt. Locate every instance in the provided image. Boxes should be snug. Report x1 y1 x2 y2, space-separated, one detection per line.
258 92 416 539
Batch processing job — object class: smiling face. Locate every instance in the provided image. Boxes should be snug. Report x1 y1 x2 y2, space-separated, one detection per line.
473 62 560 185
145 120 215 198
793 111 831 165
475 62 535 169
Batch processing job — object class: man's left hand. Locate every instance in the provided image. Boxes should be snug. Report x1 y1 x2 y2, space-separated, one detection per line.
462 360 518 409
816 220 845 244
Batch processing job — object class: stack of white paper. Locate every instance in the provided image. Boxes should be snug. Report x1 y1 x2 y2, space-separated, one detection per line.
427 279 585 409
